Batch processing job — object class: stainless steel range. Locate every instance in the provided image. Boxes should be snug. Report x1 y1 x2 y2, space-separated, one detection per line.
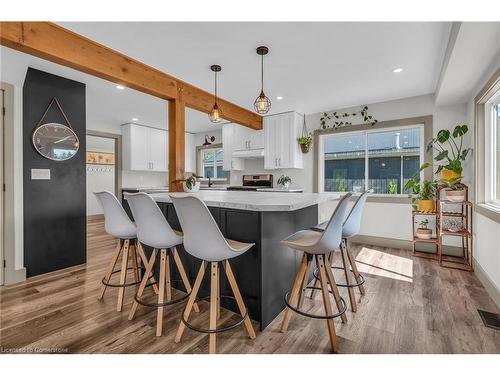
227 174 273 191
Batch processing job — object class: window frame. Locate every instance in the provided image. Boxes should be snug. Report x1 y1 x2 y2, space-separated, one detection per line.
484 90 500 208
475 65 500 223
318 124 425 196
195 143 230 182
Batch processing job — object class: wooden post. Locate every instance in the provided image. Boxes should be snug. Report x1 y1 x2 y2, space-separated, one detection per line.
168 90 185 192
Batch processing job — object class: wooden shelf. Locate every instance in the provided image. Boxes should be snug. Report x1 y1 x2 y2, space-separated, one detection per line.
412 236 439 243
440 229 472 237
412 211 437 216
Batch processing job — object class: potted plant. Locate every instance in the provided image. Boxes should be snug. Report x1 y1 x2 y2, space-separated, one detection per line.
297 133 313 154
416 219 432 239
404 167 437 212
172 174 202 192
277 175 291 190
426 124 472 184
439 180 467 202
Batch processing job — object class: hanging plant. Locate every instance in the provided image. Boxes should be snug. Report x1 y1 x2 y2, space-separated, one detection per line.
320 105 378 130
297 114 313 153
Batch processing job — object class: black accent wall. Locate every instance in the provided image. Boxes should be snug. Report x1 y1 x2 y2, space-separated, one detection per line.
23 68 87 277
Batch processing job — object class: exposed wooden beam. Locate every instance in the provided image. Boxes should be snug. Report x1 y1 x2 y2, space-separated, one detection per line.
168 92 186 192
0 22 262 130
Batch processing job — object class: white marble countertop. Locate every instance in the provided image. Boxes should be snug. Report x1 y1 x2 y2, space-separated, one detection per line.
148 190 339 212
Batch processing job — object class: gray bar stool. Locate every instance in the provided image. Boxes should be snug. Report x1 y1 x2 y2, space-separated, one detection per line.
125 192 199 337
94 191 157 312
170 195 256 354
280 193 352 353
310 191 369 311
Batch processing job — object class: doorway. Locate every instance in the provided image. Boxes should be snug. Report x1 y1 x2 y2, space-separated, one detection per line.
86 130 122 219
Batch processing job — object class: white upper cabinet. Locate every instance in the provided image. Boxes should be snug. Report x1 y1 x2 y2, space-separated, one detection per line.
222 124 245 171
264 111 303 169
123 123 196 173
232 124 264 151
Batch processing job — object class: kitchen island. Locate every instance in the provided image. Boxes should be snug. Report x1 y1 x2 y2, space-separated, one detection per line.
138 191 339 330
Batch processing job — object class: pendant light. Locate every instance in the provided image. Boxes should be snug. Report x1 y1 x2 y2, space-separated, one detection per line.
209 64 223 123
254 46 271 114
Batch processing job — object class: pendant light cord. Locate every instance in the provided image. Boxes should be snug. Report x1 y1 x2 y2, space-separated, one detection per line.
261 54 264 92
214 70 218 105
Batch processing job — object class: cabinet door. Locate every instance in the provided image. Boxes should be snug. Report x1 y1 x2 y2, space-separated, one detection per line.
264 116 278 169
222 124 233 171
232 124 250 151
249 129 264 149
128 124 149 170
278 112 293 168
149 128 168 171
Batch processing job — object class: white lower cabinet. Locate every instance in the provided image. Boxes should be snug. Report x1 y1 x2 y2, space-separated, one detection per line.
264 111 303 169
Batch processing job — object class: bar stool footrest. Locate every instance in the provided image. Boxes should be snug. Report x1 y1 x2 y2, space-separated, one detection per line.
181 295 248 334
134 279 190 307
312 266 366 288
101 266 147 287
284 287 347 319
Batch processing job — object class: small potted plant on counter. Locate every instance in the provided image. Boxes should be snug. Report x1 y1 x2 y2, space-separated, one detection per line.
172 174 203 192
426 124 472 184
415 219 432 239
404 167 437 212
297 133 313 154
277 174 292 190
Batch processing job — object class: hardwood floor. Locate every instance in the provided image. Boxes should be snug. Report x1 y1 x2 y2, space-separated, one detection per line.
1 218 499 354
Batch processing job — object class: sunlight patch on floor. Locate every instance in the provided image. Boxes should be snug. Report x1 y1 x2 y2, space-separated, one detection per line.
355 247 413 283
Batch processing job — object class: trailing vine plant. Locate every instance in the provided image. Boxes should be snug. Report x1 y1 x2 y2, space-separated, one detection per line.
319 105 378 129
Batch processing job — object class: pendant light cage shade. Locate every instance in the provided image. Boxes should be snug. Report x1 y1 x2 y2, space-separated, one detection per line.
254 46 271 114
209 64 223 123
254 91 272 114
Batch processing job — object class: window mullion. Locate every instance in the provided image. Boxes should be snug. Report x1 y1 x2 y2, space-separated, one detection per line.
364 131 369 192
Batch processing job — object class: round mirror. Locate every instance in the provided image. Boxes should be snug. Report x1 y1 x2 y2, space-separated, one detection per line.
32 122 80 161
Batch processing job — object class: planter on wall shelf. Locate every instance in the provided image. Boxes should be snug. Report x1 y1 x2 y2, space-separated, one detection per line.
441 168 461 183
300 143 310 154
416 228 432 239
445 189 466 202
417 199 435 213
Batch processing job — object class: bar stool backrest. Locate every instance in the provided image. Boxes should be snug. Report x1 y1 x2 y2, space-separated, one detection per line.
170 195 240 262
316 193 352 253
124 192 182 248
342 191 370 238
94 191 136 239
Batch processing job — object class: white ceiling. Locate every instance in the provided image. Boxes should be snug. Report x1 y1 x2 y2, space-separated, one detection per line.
2 22 452 133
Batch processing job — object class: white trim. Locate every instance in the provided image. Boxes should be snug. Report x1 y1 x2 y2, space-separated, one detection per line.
318 123 425 194
484 92 500 208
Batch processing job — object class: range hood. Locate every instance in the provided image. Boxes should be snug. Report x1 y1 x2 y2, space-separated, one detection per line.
232 148 265 158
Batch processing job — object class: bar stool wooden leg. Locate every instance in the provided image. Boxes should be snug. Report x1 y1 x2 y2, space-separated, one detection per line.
173 247 200 313
345 239 365 295
216 265 221 320
324 257 348 323
156 249 167 336
225 260 256 339
316 254 338 353
281 253 309 332
98 241 122 300
165 251 172 302
128 249 157 320
340 241 356 312
131 242 140 284
136 243 159 294
117 240 130 312
209 262 218 354
298 255 313 309
175 261 205 343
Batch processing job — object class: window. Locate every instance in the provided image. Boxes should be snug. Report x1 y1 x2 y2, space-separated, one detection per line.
319 125 424 194
200 148 228 179
485 93 500 207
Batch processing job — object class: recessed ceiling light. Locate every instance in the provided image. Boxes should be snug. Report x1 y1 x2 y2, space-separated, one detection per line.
276 96 284 100
116 85 125 90
132 118 138 121
393 67 404 73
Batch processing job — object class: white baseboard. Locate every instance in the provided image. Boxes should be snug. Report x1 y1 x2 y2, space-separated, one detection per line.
4 267 26 285
473 258 500 310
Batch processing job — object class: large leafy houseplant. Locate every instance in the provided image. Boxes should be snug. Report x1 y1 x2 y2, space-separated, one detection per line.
427 124 472 183
404 166 437 212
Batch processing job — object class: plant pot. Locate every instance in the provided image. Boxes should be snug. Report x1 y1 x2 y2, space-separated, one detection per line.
417 199 435 213
300 143 310 154
183 181 200 192
445 189 466 202
279 182 290 190
416 228 432 239
441 168 461 183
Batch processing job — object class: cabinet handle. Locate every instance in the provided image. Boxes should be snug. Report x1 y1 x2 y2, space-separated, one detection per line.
151 162 154 170
278 158 281 167
248 140 251 149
